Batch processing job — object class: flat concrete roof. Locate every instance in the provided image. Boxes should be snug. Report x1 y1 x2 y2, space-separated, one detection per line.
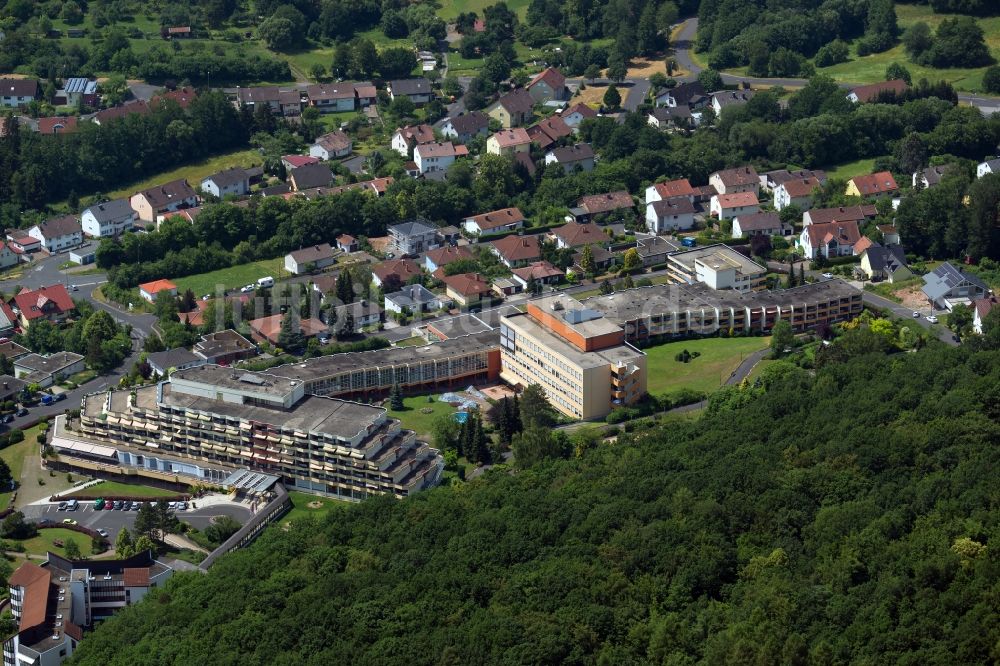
502 311 642 369
171 365 298 399
580 279 861 323
530 293 623 338
668 244 765 274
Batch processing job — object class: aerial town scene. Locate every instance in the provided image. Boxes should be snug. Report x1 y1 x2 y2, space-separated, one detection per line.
0 0 995 662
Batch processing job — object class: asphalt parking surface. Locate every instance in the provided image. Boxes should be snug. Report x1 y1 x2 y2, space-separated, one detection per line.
24 501 254 539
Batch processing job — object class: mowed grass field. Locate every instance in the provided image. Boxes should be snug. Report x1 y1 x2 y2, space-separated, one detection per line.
387 394 459 442
437 0 530 20
0 425 43 511
68 480 179 499
821 156 883 181
104 148 264 200
20 527 92 557
172 258 287 296
818 5 1000 92
644 336 771 396
282 490 341 527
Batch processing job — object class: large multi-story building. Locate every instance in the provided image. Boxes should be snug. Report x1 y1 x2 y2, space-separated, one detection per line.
4 551 172 666
499 294 646 420
667 243 767 292
581 280 863 343
62 364 445 501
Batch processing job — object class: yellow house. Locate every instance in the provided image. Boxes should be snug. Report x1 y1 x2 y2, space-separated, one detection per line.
486 128 531 156
485 88 535 128
846 171 898 198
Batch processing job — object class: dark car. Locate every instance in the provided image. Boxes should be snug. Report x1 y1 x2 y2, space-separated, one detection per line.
1 415 11 424
53 393 66 402
15 408 27 417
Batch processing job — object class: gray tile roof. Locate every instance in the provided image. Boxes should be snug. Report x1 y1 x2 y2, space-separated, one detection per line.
83 198 132 223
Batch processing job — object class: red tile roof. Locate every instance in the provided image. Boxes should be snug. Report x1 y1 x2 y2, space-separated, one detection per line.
9 562 50 631
465 207 525 232
123 567 150 587
849 171 899 196
396 124 436 145
849 79 909 102
512 260 563 281
491 128 531 148
563 103 597 120
553 222 605 247
139 279 178 295
578 191 633 215
804 220 862 249
373 258 420 284
13 284 75 321
37 116 78 134
491 234 541 263
443 272 492 297
712 166 759 188
152 87 197 109
282 155 320 168
415 141 467 158
780 177 821 198
651 178 696 199
250 314 327 342
528 67 566 92
715 191 759 208
425 244 473 266
807 205 878 225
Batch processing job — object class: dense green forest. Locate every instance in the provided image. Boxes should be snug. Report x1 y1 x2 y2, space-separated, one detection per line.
67 337 1000 665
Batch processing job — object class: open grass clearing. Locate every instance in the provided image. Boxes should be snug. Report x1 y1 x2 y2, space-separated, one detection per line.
19 527 92 558
437 0 530 20
644 336 771 396
282 490 341 527
67 480 180 499
387 394 460 442
171 258 287 297
822 156 883 182
0 425 43 511
104 148 264 201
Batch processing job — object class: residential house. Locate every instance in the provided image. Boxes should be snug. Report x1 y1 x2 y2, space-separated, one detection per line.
384 284 445 314
438 112 490 144
0 242 17 269
146 348 205 377
635 235 678 267
552 222 605 249
709 166 760 195
913 164 955 189
0 375 25 402
667 244 766 292
804 204 878 227
527 67 567 103
164 25 192 38
249 314 327 345
81 199 135 238
12 284 75 328
921 262 989 310
278 89 303 116
354 82 378 107
846 171 899 198
878 224 900 245
387 78 434 105
391 124 436 156
511 261 563 290
0 78 38 107
973 296 997 334
761 168 827 192
192 330 256 366
130 179 198 223
487 128 531 156
575 191 634 223
443 273 493 308
692 184 717 204
306 82 357 113
528 114 572 149
436 225 462 245
156 207 201 229
330 300 382 333
798 220 863 259
5 231 39 253
281 155 319 171
200 167 249 198
37 115 78 134
544 143 595 174
463 207 525 236
859 243 911 283
288 163 334 191
310 131 353 160
492 277 521 297
710 192 760 220
847 79 909 103
976 158 1000 179
571 244 616 274
0 340 29 360
0 302 18 335
711 89 755 115
486 88 535 128
151 86 197 110
646 196 696 232
425 245 474 272
138 279 178 303
372 258 422 288
13 351 85 387
285 243 337 275
28 214 82 252
655 81 707 109
336 234 358 253
647 106 694 130
413 142 468 174
234 86 283 113
560 102 597 129
91 99 150 125
773 177 821 211
61 77 98 107
491 234 541 268
389 218 437 255
645 178 696 204
731 211 791 238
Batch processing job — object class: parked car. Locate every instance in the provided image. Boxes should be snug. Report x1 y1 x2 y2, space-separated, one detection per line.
96 528 109 538
69 284 79 291
113 500 123 509
57 501 67 510
1 415 12 424
62 518 77 525
53 393 66 402
926 315 938 324
130 501 140 510
40 394 53 405
104 502 115 510
912 311 921 318
821 272 834 279
240 284 255 293
257 276 274 288
15 407 27 417
94 499 105 509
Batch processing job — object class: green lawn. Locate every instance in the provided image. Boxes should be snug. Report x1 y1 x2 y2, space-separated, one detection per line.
67 480 180 499
816 5 1000 92
104 148 264 201
282 490 342 527
387 394 459 441
864 275 924 303
437 0 530 20
745 358 779 384
172 258 287 296
395 336 428 347
19 527 92 557
644 336 771 396
0 425 43 511
822 157 883 182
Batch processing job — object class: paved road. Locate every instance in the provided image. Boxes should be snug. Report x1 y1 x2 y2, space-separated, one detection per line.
622 78 652 111
671 17 1000 113
23 501 254 537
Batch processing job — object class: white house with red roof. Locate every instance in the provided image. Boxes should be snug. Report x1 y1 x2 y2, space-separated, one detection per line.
710 192 760 220
139 279 178 303
463 207 525 235
12 284 76 328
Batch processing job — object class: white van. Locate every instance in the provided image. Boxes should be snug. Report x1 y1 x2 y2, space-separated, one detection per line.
257 276 275 288
66 499 79 511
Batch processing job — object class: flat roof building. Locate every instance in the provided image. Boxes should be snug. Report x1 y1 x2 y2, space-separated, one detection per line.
500 294 646 420
667 243 766 292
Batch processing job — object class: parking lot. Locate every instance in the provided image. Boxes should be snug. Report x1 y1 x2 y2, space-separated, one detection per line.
22 501 254 538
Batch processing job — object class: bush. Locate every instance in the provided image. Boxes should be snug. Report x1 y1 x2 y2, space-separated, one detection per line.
984 65 1000 93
